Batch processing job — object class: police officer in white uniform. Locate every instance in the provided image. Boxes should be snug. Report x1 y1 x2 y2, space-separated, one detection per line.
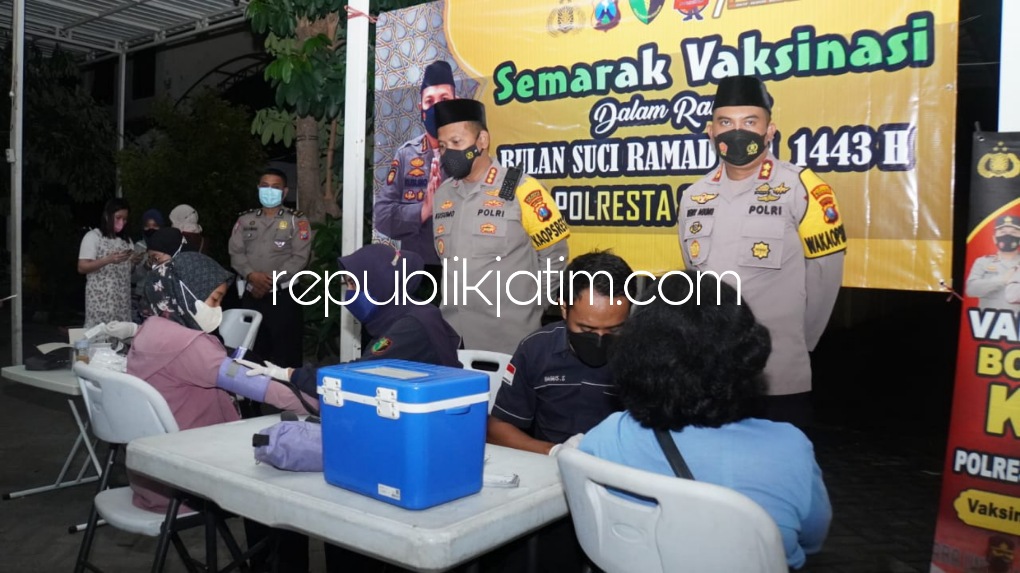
977 215 1020 311
228 168 312 369
677 75 846 428
431 99 570 354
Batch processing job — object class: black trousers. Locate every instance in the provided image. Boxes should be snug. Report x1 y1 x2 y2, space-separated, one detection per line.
756 391 814 431
241 288 305 368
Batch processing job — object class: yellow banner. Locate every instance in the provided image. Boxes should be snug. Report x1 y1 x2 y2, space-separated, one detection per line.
435 0 958 290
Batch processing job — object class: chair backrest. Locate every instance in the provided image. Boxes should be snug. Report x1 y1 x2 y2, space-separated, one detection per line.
557 448 788 573
74 361 179 445
219 309 262 350
457 349 512 413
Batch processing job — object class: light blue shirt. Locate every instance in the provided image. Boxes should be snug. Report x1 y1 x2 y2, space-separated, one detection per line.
581 412 831 569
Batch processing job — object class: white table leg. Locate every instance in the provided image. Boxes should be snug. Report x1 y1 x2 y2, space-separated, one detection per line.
2 398 101 500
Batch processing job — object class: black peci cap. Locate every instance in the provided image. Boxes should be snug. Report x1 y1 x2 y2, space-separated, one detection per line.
713 75 773 111
433 99 487 130
420 60 455 93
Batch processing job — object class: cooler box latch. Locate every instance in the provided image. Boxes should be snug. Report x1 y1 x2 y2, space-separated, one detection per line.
376 387 399 419
319 376 343 407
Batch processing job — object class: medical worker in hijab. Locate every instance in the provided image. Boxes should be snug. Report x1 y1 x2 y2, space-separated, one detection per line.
99 251 315 510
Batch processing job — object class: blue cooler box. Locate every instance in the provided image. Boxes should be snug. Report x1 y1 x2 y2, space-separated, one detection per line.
316 359 489 510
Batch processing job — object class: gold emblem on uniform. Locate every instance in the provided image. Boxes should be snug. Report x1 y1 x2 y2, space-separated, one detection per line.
484 189 501 197
690 193 718 205
436 238 445 255
758 160 773 180
484 199 505 208
480 223 497 234
410 157 425 168
436 225 445 235
754 183 788 202
441 200 454 210
689 221 702 235
689 240 701 259
977 142 1020 179
278 220 289 230
751 241 771 259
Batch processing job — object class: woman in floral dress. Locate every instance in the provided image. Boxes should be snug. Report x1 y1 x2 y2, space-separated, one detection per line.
77 198 137 328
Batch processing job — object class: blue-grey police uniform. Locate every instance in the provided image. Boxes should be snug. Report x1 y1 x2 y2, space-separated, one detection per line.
490 321 621 444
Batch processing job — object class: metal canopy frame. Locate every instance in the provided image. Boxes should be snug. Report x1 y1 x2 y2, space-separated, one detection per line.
5 1 252 364
1 0 249 56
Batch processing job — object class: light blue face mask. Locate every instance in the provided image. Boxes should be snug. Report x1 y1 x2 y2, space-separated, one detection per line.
259 186 283 208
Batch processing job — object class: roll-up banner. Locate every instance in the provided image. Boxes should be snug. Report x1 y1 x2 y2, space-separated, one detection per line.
932 133 1020 573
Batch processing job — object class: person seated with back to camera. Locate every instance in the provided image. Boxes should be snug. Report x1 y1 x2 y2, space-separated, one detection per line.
100 250 315 513
580 271 831 570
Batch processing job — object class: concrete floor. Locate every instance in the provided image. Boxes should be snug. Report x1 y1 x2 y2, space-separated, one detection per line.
0 288 956 572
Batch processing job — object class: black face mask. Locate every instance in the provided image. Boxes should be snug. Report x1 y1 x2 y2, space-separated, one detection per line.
143 228 158 239
441 144 481 180
997 235 1020 253
714 129 767 166
567 331 617 368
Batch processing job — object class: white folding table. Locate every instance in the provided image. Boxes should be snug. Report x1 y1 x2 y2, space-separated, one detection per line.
127 415 569 572
1 365 103 499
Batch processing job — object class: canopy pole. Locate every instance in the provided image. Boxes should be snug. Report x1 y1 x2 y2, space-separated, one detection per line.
339 0 370 362
7 0 25 365
116 48 126 196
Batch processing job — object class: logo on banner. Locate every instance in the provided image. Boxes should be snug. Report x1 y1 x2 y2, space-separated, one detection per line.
629 0 665 24
977 143 1020 179
674 0 709 20
548 0 586 36
593 0 621 31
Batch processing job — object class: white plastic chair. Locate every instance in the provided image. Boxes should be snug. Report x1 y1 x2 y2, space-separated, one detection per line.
457 348 512 413
557 448 788 573
218 309 262 351
72 362 242 573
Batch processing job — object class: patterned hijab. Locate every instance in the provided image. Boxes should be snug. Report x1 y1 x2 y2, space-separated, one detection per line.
144 251 233 330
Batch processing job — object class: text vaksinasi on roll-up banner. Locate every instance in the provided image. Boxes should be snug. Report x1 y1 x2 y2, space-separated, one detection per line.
932 133 1020 573
432 0 957 290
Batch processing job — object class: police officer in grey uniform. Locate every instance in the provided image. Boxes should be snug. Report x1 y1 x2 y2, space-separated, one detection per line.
975 215 1020 311
432 99 571 354
229 168 313 368
677 76 846 428
373 60 456 270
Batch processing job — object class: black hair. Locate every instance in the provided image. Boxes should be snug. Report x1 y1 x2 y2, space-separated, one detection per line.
564 249 635 306
99 197 131 239
611 271 771 431
261 167 288 187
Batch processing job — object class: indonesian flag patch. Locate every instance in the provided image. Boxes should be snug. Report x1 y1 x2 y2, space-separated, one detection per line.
502 363 516 386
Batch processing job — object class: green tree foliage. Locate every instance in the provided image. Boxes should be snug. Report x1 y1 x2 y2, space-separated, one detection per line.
117 90 267 265
245 0 427 225
0 44 117 317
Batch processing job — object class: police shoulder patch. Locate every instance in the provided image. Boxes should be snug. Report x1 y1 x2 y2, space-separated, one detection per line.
371 337 392 355
515 178 570 250
797 169 847 259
